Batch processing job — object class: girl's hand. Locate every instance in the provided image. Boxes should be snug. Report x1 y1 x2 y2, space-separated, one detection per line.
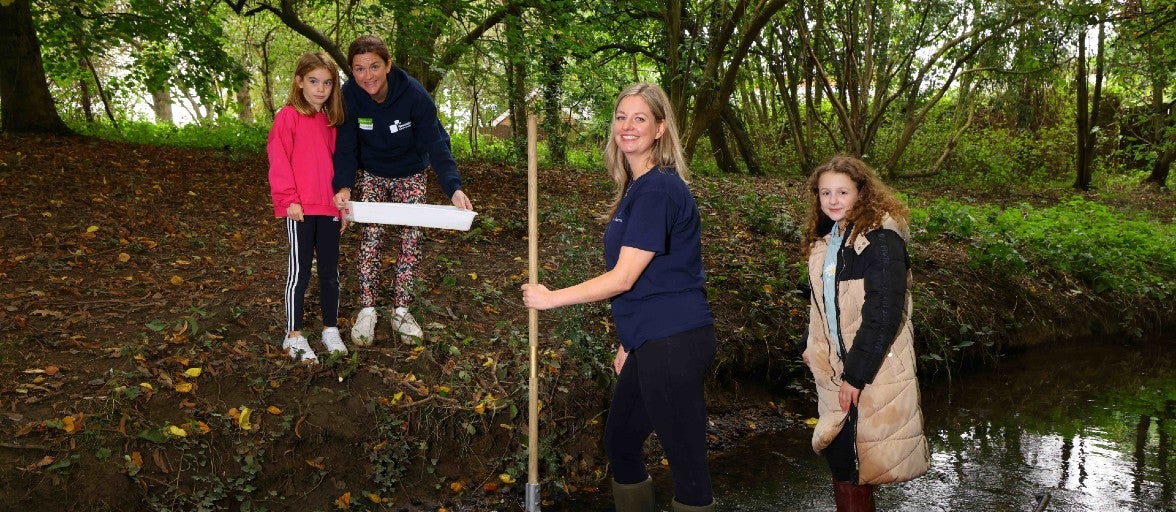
613 346 628 375
838 381 861 412
520 283 554 310
340 217 349 233
451 190 473 210
333 189 351 209
286 203 304 221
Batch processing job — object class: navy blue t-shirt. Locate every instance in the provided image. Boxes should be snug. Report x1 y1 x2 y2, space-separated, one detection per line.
604 166 713 351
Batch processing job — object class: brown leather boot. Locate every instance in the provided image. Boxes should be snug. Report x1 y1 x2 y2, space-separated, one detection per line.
833 480 876 512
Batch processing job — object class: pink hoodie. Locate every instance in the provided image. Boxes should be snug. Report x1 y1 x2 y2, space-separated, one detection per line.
267 105 341 218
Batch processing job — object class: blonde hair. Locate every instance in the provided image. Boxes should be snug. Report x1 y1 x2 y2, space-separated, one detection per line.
602 83 689 220
285 52 344 126
801 155 909 257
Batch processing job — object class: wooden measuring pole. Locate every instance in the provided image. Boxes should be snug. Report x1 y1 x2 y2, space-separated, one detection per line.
525 114 541 511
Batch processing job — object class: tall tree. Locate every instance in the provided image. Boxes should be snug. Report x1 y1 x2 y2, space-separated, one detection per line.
1074 10 1107 191
0 0 71 133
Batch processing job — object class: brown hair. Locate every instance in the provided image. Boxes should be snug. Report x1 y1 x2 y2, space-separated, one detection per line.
347 35 392 68
801 155 909 257
602 82 689 220
285 52 344 126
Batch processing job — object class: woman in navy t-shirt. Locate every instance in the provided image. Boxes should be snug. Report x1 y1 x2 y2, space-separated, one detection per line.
522 83 717 512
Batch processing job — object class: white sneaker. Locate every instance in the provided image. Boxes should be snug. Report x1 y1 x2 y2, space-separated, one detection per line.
282 335 318 363
352 307 377 346
320 327 348 355
391 308 423 338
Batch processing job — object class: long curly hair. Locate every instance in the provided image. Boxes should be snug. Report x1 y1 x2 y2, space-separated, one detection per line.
801 155 909 257
602 82 688 220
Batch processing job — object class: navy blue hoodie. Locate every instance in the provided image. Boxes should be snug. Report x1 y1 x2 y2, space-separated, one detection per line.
332 67 462 197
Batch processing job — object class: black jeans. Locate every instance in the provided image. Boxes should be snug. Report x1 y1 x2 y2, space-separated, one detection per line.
283 215 340 333
604 324 716 506
824 405 860 483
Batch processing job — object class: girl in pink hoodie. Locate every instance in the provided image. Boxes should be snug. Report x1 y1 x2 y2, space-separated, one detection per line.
267 52 349 362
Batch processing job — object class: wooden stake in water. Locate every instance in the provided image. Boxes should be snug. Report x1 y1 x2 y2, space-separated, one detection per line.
525 114 542 512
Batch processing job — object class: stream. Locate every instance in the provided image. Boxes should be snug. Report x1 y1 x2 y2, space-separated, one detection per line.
549 336 1176 511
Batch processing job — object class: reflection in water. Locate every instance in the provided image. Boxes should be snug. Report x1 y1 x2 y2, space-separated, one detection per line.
548 338 1176 511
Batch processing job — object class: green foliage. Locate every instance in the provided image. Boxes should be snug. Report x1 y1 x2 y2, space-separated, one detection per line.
70 119 268 152
915 197 1176 297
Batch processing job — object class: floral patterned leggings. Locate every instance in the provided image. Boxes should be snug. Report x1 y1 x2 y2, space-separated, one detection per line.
356 171 426 309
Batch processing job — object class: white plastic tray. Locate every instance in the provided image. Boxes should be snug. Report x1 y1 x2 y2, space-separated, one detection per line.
343 202 477 231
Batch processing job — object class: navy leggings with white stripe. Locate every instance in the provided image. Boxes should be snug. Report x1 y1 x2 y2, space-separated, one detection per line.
284 216 340 334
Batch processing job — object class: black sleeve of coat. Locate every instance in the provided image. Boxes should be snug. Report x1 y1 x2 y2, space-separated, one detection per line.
843 229 909 389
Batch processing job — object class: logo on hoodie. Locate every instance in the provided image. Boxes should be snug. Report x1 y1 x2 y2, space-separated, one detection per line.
389 120 413 134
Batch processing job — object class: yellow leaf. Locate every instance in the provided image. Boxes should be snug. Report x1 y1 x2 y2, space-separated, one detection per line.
449 481 465 493
62 416 78 434
183 367 202 378
660 458 669 466
86 225 99 233
118 253 131 262
227 407 240 419
498 473 516 484
167 425 188 437
763 283 774 294
267 406 282 415
169 275 184 285
804 417 819 428
196 421 210 434
174 382 193 393
436 385 451 394
367 493 383 503
32 376 44 384
238 407 252 430
306 458 327 470
474 403 486 415
139 382 154 392
468 272 478 280
334 492 351 508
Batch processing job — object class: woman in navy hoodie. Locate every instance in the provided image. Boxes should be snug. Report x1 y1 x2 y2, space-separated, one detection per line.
332 35 474 346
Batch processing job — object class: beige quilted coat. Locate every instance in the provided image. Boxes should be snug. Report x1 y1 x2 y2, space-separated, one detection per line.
803 217 930 484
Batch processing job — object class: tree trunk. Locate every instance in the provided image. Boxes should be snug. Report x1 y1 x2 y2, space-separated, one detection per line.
79 74 94 124
505 2 527 163
236 79 253 124
0 0 71 133
152 89 174 125
1143 148 1174 189
540 35 566 165
721 105 763 175
707 120 739 174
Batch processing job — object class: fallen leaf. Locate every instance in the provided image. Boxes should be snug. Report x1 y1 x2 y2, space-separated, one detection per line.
306 458 326 470
196 421 210 434
86 225 99 233
266 406 282 415
44 365 59 376
117 253 130 262
804 417 819 428
482 483 499 492
367 493 384 503
183 367 202 378
238 407 252 430
660 458 669 466
334 492 351 508
449 481 465 493
499 473 516 484
174 382 193 393
169 275 184 285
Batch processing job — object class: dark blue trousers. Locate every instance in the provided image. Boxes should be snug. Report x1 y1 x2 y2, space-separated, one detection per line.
604 324 716 506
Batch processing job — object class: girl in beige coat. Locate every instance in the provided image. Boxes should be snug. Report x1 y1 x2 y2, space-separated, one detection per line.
801 155 930 511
